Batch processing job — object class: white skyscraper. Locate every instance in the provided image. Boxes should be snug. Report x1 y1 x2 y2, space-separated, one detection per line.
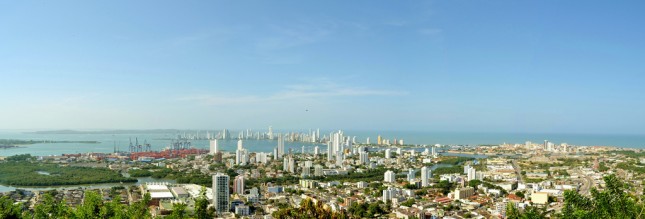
335 151 344 167
209 139 218 155
289 157 295 173
384 170 396 183
359 151 369 165
302 146 306 154
236 149 247 165
212 173 230 214
382 188 394 202
314 165 323 176
407 168 415 182
234 175 245 194
277 134 285 158
327 142 333 161
268 126 274 140
283 156 289 171
314 146 319 155
366 137 370 145
255 152 268 164
304 160 313 168
431 146 437 158
237 139 244 150
282 156 296 173
333 132 341 154
421 166 430 187
467 167 476 181
385 149 392 159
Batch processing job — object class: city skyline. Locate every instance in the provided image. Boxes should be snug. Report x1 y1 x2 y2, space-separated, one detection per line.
2 1 645 134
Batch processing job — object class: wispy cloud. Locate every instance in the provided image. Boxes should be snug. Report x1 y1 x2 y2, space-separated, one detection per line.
170 28 235 47
418 28 443 36
256 25 333 51
179 80 406 105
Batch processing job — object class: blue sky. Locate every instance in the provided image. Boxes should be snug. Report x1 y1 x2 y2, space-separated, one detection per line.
1 1 644 134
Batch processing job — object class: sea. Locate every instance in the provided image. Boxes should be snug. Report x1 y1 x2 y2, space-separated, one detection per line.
0 130 643 157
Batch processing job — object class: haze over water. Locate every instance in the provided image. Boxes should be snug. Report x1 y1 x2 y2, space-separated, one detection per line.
1 130 643 157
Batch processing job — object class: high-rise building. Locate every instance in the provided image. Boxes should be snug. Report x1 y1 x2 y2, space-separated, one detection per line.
237 140 244 150
214 151 223 163
314 165 323 177
421 166 431 187
302 146 306 154
209 139 218 155
314 146 319 155
407 168 415 182
359 152 369 165
255 152 268 164
283 156 296 173
268 126 274 140
333 132 341 154
212 173 230 214
385 149 392 159
302 167 311 177
289 157 295 173
283 156 289 172
382 187 397 202
366 137 370 145
467 167 476 181
455 187 474 200
431 146 437 158
235 149 247 166
327 142 333 161
384 170 396 183
277 134 284 158
377 135 382 145
273 148 278 160
234 175 245 195
335 151 344 167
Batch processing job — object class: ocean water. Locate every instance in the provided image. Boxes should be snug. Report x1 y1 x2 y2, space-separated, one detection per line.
0 130 643 157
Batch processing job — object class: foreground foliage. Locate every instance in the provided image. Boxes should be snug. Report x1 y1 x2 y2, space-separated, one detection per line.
507 174 645 219
0 189 214 219
273 198 349 219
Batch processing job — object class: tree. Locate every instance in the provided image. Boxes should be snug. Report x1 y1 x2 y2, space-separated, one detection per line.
561 174 643 219
401 199 415 207
33 193 70 218
75 191 103 218
0 196 24 219
515 191 525 199
506 203 547 219
166 202 187 219
194 187 213 219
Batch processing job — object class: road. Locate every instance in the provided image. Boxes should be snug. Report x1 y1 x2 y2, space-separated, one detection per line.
576 168 594 195
512 160 523 184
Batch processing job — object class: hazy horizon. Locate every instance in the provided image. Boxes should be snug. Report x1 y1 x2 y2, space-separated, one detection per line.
2 1 645 135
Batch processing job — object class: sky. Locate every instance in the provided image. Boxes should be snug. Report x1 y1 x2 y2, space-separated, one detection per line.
0 1 644 134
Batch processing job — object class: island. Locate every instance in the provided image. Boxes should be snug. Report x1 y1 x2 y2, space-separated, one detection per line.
0 139 100 147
